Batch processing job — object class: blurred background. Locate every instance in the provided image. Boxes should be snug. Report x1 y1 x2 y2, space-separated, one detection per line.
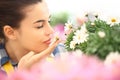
46 0 120 26
46 0 120 17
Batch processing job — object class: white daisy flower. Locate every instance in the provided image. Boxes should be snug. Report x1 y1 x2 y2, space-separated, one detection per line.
107 17 120 27
85 12 98 22
73 29 89 44
73 50 83 57
64 21 73 32
50 32 60 46
104 52 120 65
91 22 95 26
98 31 105 38
80 24 88 33
70 41 76 49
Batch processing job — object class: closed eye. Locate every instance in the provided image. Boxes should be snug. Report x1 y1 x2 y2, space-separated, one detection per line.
36 25 43 29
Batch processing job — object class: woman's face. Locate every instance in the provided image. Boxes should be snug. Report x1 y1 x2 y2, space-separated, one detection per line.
15 1 54 53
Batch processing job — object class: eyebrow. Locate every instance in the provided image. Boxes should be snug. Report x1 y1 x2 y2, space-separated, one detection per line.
33 20 45 24
33 15 51 24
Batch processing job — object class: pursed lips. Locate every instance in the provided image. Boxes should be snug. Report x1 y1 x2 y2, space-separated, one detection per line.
43 38 51 44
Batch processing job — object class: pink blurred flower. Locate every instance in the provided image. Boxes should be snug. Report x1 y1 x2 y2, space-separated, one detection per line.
2 51 120 80
76 16 88 26
53 24 66 42
0 71 6 80
31 52 108 80
6 70 37 80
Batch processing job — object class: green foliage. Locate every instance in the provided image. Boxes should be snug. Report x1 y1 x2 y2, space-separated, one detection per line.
85 20 120 59
65 31 74 51
65 17 120 60
50 12 70 27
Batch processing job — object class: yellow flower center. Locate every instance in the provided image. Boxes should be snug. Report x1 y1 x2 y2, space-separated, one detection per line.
68 24 72 29
111 18 116 22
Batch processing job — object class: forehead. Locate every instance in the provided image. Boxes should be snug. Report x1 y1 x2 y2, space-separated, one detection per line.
22 1 50 22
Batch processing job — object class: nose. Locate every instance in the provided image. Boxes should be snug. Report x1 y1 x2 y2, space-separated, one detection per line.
45 22 54 35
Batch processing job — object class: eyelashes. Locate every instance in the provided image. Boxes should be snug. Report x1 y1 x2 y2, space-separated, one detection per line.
36 20 51 29
36 25 43 29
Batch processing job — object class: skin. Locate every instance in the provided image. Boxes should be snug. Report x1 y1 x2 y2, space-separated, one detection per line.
4 0 60 70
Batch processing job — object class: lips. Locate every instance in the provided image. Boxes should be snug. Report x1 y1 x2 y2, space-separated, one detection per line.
43 38 51 44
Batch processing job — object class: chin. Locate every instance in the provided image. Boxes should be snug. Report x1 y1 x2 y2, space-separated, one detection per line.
35 46 49 53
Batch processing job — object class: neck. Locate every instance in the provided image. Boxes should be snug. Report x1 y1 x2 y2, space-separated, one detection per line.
5 41 28 63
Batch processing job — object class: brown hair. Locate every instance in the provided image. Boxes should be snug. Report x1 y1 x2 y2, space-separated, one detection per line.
0 0 42 39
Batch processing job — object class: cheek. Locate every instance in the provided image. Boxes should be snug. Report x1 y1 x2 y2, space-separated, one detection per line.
19 30 48 52
21 28 43 40
22 31 43 45
16 25 49 52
